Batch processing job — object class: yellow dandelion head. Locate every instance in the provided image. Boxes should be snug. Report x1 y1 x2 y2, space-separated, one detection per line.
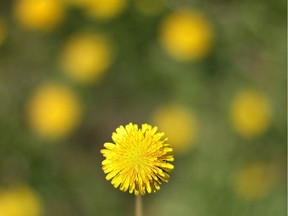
13 0 65 31
134 0 166 16
160 10 214 61
83 0 127 20
27 83 82 139
0 185 42 216
151 105 197 154
60 33 112 84
101 123 174 195
233 163 274 200
230 89 271 139
0 17 6 46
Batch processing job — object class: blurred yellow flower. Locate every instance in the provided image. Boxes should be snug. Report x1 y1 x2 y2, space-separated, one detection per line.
151 105 198 154
13 0 65 31
27 83 82 139
134 0 165 16
0 185 42 216
233 163 273 200
0 17 6 46
83 0 127 20
160 10 214 61
60 33 112 84
101 123 174 195
230 89 271 139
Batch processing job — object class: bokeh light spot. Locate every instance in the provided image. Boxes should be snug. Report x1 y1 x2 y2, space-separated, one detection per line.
0 185 43 216
230 89 271 139
13 0 65 31
233 163 274 200
59 33 113 84
151 105 198 155
160 10 214 61
27 83 82 139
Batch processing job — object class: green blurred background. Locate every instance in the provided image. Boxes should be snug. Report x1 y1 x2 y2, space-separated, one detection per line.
0 0 286 215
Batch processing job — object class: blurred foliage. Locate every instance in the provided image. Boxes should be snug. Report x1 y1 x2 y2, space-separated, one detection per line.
0 0 286 215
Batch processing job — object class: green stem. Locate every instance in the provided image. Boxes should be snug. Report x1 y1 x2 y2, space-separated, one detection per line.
135 195 143 216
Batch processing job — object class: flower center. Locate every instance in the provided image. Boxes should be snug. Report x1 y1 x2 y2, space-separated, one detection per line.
124 142 151 171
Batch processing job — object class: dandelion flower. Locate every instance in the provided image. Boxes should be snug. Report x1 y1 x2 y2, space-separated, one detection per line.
152 105 197 154
13 0 65 31
160 10 214 61
27 83 82 139
101 123 174 195
230 89 271 139
0 185 42 216
59 33 112 84
233 162 274 200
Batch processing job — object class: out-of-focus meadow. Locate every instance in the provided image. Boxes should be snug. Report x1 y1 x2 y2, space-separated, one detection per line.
0 0 286 215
